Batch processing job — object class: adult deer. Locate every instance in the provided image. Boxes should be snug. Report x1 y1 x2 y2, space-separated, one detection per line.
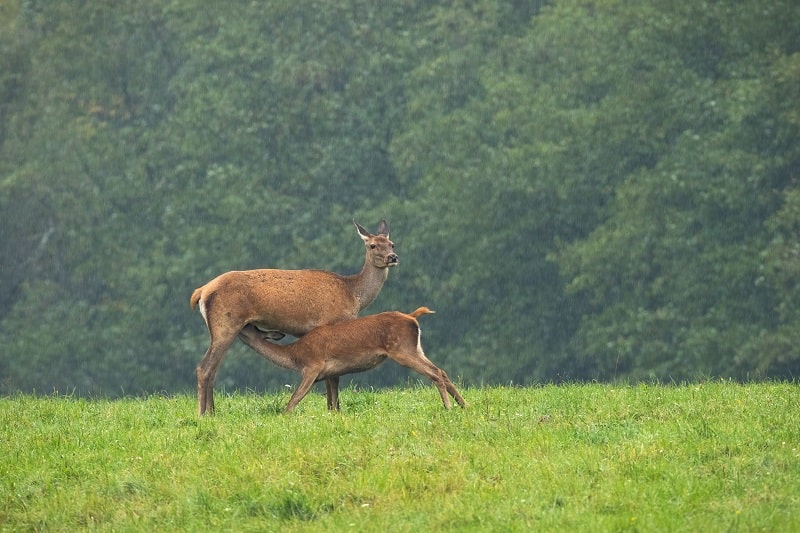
190 220 398 415
238 307 467 412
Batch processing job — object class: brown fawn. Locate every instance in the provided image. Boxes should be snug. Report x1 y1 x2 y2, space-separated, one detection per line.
238 307 467 412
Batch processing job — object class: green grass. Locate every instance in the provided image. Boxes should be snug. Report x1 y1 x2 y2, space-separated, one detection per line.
1 382 798 531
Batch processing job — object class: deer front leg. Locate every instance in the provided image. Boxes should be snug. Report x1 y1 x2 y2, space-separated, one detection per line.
326 377 341 411
285 366 324 413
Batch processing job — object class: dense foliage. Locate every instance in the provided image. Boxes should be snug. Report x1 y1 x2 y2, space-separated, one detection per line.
1 0 798 395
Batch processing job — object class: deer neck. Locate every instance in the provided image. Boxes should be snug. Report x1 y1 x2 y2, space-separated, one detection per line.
256 339 301 372
348 255 389 311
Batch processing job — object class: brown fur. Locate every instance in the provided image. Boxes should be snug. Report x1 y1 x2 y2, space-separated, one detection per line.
238 307 467 412
191 220 398 415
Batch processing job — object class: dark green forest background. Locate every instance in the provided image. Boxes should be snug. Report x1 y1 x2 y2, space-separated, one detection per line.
1 0 798 396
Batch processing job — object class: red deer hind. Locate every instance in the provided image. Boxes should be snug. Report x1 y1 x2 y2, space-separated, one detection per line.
190 220 398 415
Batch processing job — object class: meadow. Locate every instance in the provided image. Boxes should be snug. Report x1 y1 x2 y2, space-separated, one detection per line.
1 382 798 532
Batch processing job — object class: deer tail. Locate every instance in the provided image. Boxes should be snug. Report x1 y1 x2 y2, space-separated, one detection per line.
189 287 203 310
409 306 435 319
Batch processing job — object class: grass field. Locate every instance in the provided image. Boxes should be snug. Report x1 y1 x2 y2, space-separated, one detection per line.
1 382 798 531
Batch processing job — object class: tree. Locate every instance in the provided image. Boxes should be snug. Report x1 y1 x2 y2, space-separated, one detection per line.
553 1 800 380
2 0 798 395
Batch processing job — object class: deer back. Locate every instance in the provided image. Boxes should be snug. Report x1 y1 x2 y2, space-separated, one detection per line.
199 268 360 336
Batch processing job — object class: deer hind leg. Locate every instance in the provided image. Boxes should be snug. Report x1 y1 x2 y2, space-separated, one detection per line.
437 367 467 408
391 349 467 409
196 331 238 416
284 365 324 413
326 377 341 411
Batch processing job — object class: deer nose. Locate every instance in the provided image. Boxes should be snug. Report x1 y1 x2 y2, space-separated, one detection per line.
387 253 399 264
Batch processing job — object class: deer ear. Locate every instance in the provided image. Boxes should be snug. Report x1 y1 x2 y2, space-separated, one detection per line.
354 220 371 242
376 219 390 237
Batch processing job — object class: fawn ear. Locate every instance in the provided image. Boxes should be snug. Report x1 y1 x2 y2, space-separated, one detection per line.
375 219 390 237
354 220 371 242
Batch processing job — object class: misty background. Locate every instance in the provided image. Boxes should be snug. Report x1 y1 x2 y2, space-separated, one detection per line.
1 1 798 396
